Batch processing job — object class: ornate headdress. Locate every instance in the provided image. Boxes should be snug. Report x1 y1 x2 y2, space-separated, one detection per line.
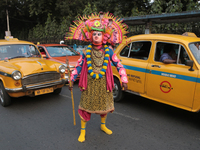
65 12 128 45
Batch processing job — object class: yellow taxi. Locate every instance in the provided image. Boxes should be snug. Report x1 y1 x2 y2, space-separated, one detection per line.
112 33 200 113
0 37 66 107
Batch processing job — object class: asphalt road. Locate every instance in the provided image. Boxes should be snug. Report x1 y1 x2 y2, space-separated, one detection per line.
1 82 200 150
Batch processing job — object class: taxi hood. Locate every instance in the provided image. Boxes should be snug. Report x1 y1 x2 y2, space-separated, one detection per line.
50 55 80 66
0 58 60 76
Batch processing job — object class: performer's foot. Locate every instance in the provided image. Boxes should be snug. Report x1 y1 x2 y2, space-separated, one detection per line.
78 129 86 142
101 124 113 135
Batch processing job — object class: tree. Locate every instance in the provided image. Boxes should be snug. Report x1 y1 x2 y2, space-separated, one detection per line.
149 0 200 35
1 0 200 41
0 0 38 39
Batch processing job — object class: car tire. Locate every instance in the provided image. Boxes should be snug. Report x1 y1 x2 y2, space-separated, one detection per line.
113 77 124 102
0 82 12 107
53 88 62 95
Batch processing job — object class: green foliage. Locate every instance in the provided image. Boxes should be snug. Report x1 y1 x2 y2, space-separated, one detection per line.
148 0 200 36
165 0 183 13
82 2 98 16
185 0 199 11
44 13 59 38
59 16 71 37
29 24 44 40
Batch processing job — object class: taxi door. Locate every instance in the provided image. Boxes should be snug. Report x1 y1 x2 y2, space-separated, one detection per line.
119 41 152 94
146 41 198 109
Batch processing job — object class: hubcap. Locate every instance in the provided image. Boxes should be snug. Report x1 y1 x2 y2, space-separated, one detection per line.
0 89 4 103
113 83 119 99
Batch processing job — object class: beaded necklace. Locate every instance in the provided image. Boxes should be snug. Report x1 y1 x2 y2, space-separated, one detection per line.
86 44 109 79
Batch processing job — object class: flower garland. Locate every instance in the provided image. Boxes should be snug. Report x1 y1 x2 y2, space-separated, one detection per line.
86 44 109 79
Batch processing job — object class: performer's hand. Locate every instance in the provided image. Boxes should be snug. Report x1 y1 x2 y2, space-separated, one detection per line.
68 81 74 91
122 83 127 91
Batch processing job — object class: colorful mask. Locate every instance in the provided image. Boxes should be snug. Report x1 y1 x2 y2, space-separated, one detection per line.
66 12 128 45
92 31 103 45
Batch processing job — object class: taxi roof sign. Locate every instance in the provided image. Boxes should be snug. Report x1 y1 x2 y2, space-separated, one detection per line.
4 36 19 41
5 36 13 39
182 32 197 37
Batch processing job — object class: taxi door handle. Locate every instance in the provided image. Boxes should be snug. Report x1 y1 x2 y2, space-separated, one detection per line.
151 65 160 68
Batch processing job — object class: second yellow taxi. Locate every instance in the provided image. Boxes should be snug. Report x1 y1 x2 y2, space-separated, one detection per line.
112 33 200 113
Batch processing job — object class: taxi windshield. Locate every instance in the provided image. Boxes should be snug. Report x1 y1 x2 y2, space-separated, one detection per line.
0 44 40 60
46 46 79 57
189 42 200 64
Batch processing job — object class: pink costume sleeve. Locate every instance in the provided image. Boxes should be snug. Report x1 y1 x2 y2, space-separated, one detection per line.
111 53 128 83
70 54 84 82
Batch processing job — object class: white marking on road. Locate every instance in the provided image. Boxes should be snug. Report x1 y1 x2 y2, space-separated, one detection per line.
60 94 71 99
113 112 139 120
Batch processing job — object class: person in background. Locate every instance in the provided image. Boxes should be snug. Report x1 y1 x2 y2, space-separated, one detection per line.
160 44 176 64
195 43 200 50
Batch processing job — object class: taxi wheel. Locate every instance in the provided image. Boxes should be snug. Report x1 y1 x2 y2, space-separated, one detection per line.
53 88 62 94
0 82 11 107
113 78 123 102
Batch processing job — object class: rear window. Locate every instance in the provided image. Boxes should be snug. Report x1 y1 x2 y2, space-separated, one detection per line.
189 42 200 64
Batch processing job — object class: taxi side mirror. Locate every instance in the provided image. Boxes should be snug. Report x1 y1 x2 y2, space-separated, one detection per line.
185 60 194 71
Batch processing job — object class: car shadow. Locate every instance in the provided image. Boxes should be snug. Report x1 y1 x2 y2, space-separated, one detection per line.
9 93 63 108
116 92 200 129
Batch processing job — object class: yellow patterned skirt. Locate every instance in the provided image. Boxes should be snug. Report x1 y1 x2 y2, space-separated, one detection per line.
79 74 114 114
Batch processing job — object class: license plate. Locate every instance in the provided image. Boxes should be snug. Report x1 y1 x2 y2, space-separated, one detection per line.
35 87 54 96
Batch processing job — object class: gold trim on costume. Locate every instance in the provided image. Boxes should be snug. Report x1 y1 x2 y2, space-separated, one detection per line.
79 105 114 115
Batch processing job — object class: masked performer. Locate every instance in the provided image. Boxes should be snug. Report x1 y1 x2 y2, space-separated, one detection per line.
66 12 128 142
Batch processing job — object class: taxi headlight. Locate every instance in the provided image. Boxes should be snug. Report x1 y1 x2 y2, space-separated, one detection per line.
12 70 22 80
59 65 66 73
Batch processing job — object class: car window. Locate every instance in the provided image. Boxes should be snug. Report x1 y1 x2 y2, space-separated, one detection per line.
38 47 46 55
155 42 190 65
46 46 79 57
189 42 200 64
178 46 190 65
120 41 151 60
120 43 131 57
155 42 178 62
0 44 40 60
129 41 151 60
114 43 119 51
76 47 85 55
28 45 40 56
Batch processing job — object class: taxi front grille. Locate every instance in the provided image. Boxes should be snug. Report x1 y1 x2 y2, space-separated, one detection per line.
22 72 61 86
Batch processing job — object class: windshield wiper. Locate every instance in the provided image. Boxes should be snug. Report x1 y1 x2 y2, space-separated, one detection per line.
8 56 26 60
26 55 40 58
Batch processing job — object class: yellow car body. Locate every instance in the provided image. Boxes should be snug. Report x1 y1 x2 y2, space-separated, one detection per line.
0 38 66 106
112 33 200 113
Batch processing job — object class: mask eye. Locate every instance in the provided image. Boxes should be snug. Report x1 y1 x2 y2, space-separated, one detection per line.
98 33 102 36
93 33 97 36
